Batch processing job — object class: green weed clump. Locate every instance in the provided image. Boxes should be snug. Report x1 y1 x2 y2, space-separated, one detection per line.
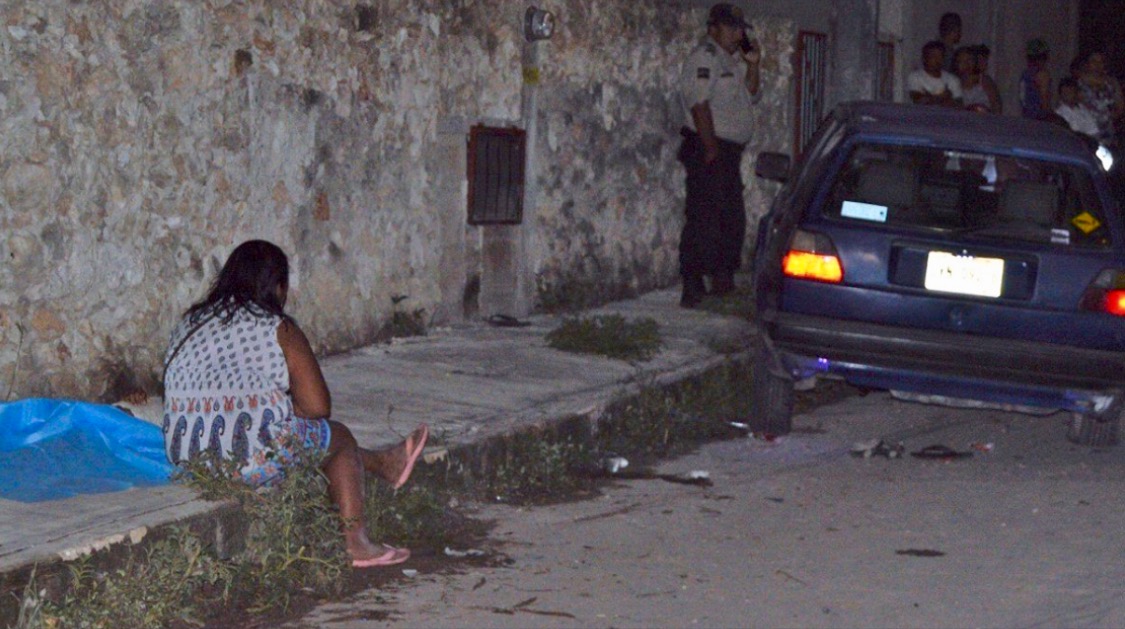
385 308 428 339
172 449 350 611
546 314 662 362
22 527 233 629
485 433 591 504
234 453 349 613
374 293 429 342
19 449 346 628
597 362 753 458
364 481 469 549
171 449 350 613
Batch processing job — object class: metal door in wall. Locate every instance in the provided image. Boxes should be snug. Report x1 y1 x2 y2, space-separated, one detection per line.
794 31 827 156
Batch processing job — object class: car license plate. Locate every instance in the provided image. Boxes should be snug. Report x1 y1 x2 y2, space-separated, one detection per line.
924 251 1004 298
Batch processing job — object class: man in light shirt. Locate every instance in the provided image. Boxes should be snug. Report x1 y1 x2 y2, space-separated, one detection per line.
675 3 762 307
908 41 963 107
1056 77 1099 138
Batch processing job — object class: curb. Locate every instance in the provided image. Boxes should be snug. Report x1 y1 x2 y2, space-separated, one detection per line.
0 348 752 625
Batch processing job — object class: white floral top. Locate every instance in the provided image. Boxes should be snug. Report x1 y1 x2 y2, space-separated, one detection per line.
162 305 295 480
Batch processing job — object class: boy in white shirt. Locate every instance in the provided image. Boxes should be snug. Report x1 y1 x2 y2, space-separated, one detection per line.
908 41 963 107
1056 77 1099 138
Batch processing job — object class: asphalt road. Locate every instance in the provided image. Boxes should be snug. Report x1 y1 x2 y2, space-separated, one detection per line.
291 391 1125 628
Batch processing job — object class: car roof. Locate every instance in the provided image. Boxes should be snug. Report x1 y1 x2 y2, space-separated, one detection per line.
834 101 1096 164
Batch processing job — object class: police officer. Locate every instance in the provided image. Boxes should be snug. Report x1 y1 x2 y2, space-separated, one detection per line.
677 3 761 308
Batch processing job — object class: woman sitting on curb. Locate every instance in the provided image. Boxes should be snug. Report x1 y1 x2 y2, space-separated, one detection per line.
162 239 428 568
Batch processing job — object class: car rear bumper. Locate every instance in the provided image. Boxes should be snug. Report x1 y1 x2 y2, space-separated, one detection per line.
760 310 1125 414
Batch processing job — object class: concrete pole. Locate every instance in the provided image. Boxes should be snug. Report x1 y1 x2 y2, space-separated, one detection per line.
477 37 543 320
827 0 880 108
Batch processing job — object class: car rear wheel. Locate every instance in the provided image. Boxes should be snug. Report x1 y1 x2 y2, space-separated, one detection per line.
750 342 794 435
1067 412 1120 447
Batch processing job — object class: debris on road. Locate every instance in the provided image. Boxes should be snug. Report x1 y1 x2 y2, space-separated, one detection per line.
775 569 808 585
750 431 783 444
656 471 713 487
602 455 629 474
910 444 973 460
895 548 946 557
444 547 487 558
969 442 995 453
850 439 905 459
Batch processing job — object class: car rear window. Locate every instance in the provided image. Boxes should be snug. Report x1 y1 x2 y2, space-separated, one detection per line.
823 143 1111 248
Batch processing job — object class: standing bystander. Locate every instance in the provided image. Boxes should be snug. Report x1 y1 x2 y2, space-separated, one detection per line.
1020 39 1053 120
675 3 762 308
938 12 962 71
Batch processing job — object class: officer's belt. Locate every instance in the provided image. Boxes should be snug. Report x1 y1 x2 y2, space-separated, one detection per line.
680 127 746 152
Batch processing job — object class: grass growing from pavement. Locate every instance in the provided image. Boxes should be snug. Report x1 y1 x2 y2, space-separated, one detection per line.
377 307 428 341
482 432 591 504
17 527 234 629
546 314 662 361
596 362 753 460
418 360 754 508
411 426 594 507
15 448 463 628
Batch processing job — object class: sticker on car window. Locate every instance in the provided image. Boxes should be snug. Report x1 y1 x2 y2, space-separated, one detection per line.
1072 211 1101 234
841 200 888 223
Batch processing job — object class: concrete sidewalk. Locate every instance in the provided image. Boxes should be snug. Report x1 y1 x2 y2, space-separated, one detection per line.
0 287 754 609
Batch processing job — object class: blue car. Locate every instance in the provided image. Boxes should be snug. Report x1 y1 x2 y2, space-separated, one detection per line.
751 101 1125 445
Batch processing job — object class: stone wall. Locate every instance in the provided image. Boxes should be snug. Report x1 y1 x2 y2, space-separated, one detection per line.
0 0 792 401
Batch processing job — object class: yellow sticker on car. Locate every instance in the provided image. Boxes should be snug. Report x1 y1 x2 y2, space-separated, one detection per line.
1072 212 1101 234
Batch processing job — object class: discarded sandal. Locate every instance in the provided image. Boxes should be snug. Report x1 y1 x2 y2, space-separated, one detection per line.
910 444 972 460
352 545 411 568
850 439 905 459
393 424 429 489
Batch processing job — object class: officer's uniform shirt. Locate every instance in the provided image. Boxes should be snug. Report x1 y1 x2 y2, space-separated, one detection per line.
679 36 757 145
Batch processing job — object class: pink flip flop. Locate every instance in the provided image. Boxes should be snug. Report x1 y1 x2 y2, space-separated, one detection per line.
352 544 411 568
393 424 429 489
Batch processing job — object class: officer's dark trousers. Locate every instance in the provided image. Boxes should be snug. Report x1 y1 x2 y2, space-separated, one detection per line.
677 128 747 293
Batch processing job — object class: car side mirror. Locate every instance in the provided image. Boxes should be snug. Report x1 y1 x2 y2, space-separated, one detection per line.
755 152 791 183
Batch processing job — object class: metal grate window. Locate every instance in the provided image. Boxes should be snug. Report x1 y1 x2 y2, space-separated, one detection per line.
876 41 895 102
794 31 828 156
467 125 526 225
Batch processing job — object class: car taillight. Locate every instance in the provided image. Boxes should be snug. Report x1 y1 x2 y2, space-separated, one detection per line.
1079 270 1125 316
782 229 843 283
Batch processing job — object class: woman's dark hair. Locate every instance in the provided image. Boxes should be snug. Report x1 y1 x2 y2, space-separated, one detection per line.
185 239 291 323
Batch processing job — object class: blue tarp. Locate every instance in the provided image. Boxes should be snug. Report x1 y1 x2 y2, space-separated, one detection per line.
0 398 172 502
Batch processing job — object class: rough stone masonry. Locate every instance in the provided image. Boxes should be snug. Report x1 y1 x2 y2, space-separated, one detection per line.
0 0 791 401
